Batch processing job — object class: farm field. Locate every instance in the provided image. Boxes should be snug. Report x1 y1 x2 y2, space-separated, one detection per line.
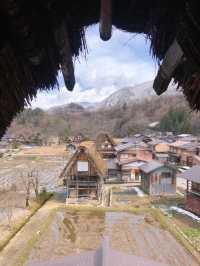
0 145 69 191
24 208 199 266
0 145 70 250
0 193 198 266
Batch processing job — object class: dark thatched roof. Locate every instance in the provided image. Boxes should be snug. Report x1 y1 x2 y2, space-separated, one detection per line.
1 0 200 136
96 132 116 150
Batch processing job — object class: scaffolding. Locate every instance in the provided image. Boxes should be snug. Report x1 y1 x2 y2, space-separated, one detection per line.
64 175 102 200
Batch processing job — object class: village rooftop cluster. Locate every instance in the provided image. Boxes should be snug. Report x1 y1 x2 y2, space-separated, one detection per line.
56 132 200 216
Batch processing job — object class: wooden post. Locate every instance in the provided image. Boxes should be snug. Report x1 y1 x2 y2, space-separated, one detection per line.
99 0 112 41
76 178 79 200
67 180 69 198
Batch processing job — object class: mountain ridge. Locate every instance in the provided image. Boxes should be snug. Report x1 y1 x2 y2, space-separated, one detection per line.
47 80 179 112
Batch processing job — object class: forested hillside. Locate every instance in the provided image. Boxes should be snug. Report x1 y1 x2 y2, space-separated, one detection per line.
7 94 200 142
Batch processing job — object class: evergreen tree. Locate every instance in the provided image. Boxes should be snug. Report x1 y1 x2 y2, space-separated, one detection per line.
160 107 192 134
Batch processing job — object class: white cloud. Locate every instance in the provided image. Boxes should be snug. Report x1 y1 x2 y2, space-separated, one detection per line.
31 24 157 109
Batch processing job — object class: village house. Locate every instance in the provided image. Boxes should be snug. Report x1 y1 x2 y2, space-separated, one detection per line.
96 133 116 159
137 142 153 161
118 159 146 183
60 142 107 200
180 166 200 216
169 141 200 166
152 142 170 163
140 161 176 196
116 142 137 162
116 139 152 163
176 134 197 142
72 133 86 144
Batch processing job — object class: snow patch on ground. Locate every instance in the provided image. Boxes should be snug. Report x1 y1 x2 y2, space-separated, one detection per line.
133 187 145 197
170 206 200 223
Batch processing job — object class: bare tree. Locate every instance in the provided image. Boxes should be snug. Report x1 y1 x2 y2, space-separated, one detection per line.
0 188 17 229
20 171 32 207
30 170 40 200
3 194 14 228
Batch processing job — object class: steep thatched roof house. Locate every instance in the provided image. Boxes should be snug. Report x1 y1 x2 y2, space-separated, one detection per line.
60 141 107 200
96 133 116 159
72 133 86 144
1 1 200 137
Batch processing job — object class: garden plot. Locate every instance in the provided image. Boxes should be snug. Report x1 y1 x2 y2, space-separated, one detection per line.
26 210 199 266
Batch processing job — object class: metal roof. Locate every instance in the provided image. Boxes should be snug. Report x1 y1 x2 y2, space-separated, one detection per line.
115 142 138 152
179 165 200 183
140 160 164 174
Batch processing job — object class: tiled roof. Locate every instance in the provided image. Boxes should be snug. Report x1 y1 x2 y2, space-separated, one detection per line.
140 160 164 174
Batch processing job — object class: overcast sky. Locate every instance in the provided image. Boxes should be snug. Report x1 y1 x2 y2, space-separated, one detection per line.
31 24 157 109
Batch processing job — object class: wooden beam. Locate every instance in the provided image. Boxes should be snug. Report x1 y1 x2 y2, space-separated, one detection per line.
99 0 112 41
54 22 75 91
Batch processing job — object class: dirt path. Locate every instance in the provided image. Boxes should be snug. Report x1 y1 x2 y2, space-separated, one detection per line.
0 196 64 266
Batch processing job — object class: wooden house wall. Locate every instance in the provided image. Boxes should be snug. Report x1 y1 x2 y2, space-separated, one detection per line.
117 148 137 161
117 148 152 162
137 149 153 161
141 172 150 194
169 145 197 166
122 169 140 182
186 193 200 216
141 166 176 196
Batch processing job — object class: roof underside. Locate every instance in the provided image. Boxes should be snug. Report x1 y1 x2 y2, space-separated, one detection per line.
1 0 200 136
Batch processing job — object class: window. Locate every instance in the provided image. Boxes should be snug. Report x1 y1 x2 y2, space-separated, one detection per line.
77 161 88 172
162 172 171 178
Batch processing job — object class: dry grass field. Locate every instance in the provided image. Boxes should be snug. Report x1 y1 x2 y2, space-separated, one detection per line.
0 145 70 249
